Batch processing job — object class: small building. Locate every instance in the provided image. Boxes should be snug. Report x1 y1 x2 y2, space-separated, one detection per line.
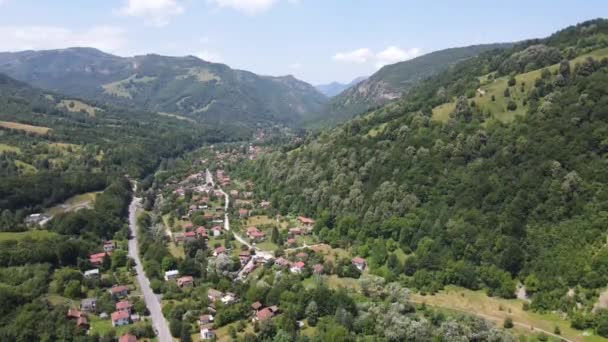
211 226 222 237
177 276 194 288
111 310 130 327
260 201 271 209
116 300 132 314
165 270 179 281
119 333 138 342
184 231 197 242
251 301 263 312
199 314 214 325
285 238 297 247
213 246 226 257
89 252 109 266
80 298 97 313
196 226 207 238
246 226 265 241
84 269 100 279
77 316 89 330
230 190 239 197
103 241 115 253
290 261 306 274
221 292 238 305
253 307 274 323
67 308 82 320
296 252 308 260
200 327 216 340
173 232 185 243
207 289 224 303
274 257 290 268
109 285 128 298
238 208 249 218
352 256 367 271
239 251 251 265
297 216 315 226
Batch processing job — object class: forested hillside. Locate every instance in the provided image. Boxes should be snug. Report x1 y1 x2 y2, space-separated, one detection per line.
0 48 327 127
238 19 608 332
307 43 509 127
0 72 237 230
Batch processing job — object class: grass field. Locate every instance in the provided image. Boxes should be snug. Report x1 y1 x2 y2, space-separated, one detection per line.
45 191 100 216
432 47 608 123
302 274 360 291
14 160 37 174
411 286 605 342
58 99 98 116
0 120 50 135
246 215 277 227
0 143 20 154
0 230 57 241
309 244 350 263
102 74 157 98
157 112 196 122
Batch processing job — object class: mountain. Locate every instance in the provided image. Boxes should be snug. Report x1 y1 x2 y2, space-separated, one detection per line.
315 76 367 97
238 19 608 331
0 48 327 127
308 43 511 127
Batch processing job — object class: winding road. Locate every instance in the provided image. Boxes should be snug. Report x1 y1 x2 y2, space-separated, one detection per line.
128 195 172 342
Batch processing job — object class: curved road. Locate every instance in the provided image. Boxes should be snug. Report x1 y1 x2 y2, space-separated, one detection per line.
128 196 172 342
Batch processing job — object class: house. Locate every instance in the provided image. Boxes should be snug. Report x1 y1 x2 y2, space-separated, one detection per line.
238 208 249 218
260 201 271 209
297 216 315 226
274 257 290 268
285 238 296 247
25 213 51 226
116 300 132 313
196 226 207 238
177 276 194 288
199 314 214 325
203 213 214 221
200 327 216 340
246 226 265 241
352 256 367 271
103 241 115 253
84 268 100 279
312 264 324 275
184 222 194 230
184 231 197 242
243 191 253 199
130 314 141 323
119 333 138 342
230 190 239 197
77 316 89 329
67 308 82 319
207 289 224 302
296 252 308 260
290 261 306 274
211 226 222 237
251 301 263 312
288 228 304 237
111 310 130 327
89 252 109 265
239 251 251 265
173 232 185 243
165 270 179 281
80 298 97 312
213 246 226 257
253 307 274 322
109 285 128 298
221 292 238 305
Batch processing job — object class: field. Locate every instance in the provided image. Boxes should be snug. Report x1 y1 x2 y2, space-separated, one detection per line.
157 112 196 122
246 215 278 227
432 47 608 123
0 143 20 154
58 99 99 116
411 286 605 342
102 74 157 98
14 160 37 174
308 244 350 263
0 120 50 135
0 230 57 241
302 274 360 291
44 191 100 216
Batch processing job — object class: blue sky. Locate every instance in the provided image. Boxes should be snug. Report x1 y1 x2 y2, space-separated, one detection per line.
0 0 605 84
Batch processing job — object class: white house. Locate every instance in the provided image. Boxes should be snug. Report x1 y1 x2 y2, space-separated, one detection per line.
164 270 179 281
84 269 100 278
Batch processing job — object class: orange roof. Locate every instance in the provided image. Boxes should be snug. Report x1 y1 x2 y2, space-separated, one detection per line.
256 307 274 320
111 310 130 321
116 300 131 310
119 334 138 342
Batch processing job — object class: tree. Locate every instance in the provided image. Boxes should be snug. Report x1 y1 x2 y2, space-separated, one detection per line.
170 319 182 338
506 100 517 111
503 317 513 329
271 226 280 244
305 300 319 326
180 323 192 342
508 76 516 86
503 88 510 97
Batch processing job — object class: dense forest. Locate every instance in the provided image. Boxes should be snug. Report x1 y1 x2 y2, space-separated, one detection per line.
237 19 608 332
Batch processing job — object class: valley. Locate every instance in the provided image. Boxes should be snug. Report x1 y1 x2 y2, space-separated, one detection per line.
0 9 608 342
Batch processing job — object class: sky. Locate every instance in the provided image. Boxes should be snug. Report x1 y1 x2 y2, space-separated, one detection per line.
0 0 605 84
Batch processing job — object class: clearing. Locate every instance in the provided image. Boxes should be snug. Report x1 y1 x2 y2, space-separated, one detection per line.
58 99 99 116
0 143 21 154
0 230 57 241
102 74 157 98
44 191 100 216
0 121 50 135
410 285 605 342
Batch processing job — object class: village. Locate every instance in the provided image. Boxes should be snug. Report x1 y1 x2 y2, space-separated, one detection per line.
146 145 369 340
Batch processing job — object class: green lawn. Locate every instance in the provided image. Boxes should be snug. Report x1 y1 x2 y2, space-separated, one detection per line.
302 275 360 291
0 143 20 154
0 230 57 241
255 240 278 252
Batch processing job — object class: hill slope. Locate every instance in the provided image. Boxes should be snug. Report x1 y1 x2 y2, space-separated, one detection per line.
308 43 510 126
315 76 367 97
0 48 327 126
237 19 608 331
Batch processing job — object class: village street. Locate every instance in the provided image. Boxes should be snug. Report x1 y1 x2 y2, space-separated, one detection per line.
128 195 172 342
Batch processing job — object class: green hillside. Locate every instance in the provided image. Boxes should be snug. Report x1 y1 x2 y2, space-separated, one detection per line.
236 18 608 333
0 48 327 127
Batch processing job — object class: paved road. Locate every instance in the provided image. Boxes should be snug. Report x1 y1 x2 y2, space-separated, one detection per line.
128 196 172 342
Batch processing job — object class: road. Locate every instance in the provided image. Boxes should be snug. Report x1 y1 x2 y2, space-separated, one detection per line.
128 195 172 342
206 169 273 259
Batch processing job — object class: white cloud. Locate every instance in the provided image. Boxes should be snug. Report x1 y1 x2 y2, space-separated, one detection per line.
332 48 374 64
375 46 421 68
0 26 127 52
196 49 223 63
289 62 302 69
117 0 184 27
333 46 422 68
207 0 298 14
